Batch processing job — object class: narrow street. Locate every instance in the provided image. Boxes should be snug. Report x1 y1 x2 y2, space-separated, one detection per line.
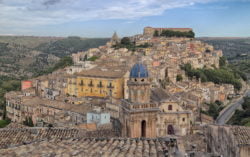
216 89 250 125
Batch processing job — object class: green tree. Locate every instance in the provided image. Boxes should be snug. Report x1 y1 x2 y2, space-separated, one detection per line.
181 63 243 90
176 74 183 81
36 56 73 76
160 30 195 38
83 54 88 61
120 37 131 45
87 56 99 61
153 30 159 37
0 119 10 128
219 56 227 67
23 117 34 127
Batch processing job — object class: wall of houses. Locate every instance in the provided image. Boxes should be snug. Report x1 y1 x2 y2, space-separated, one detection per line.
76 77 124 99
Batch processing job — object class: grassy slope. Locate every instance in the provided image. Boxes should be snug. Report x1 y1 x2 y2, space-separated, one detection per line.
0 36 109 78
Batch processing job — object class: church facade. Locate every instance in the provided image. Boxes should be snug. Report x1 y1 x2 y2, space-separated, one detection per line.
120 63 192 138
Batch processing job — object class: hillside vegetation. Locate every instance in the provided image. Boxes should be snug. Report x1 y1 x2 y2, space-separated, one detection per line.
200 37 250 80
0 36 109 78
199 38 250 62
228 97 250 126
181 58 245 90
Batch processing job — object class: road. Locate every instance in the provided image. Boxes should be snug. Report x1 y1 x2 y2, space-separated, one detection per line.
216 89 250 125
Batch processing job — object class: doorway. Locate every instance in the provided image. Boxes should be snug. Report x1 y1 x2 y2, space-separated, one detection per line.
141 120 146 137
167 125 175 135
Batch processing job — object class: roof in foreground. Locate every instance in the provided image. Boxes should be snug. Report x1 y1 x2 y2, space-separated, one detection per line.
0 137 176 157
206 125 250 146
0 128 86 149
231 126 250 145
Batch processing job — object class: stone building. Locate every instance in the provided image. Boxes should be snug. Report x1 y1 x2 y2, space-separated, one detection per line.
121 63 158 138
106 32 120 47
120 63 192 138
66 65 129 99
143 27 193 37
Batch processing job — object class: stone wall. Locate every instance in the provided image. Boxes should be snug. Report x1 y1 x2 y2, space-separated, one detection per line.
205 125 239 157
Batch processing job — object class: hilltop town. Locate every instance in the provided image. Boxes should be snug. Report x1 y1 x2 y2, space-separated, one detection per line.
1 27 250 157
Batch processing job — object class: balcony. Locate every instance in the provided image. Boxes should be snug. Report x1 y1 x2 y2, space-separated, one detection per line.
97 83 103 88
79 83 84 86
88 83 94 87
107 85 114 89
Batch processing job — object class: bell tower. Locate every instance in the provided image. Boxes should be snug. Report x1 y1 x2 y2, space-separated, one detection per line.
121 62 157 138
128 63 151 103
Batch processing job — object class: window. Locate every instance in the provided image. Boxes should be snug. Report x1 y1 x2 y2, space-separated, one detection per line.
88 80 93 87
98 81 103 88
182 118 185 122
168 105 173 111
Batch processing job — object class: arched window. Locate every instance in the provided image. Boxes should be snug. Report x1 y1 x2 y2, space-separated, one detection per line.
168 105 173 111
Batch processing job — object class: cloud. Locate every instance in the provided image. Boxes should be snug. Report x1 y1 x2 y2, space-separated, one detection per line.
43 0 62 7
0 0 221 29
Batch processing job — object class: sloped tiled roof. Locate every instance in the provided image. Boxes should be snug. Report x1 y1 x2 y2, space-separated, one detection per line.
151 88 179 102
231 126 250 145
0 137 177 157
0 128 86 149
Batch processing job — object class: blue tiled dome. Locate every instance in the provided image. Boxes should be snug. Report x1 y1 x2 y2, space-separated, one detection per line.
130 63 149 78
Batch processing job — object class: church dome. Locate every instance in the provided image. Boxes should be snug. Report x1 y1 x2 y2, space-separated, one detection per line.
130 63 149 78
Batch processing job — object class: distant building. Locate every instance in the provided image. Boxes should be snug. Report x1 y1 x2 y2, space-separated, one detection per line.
66 65 129 99
21 81 32 91
143 27 193 37
44 88 60 100
110 32 120 45
87 112 110 125
106 32 120 47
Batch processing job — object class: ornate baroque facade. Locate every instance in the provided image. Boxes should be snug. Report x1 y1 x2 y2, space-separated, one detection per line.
120 63 192 138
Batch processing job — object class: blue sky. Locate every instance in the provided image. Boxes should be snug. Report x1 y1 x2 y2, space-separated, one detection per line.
0 0 250 37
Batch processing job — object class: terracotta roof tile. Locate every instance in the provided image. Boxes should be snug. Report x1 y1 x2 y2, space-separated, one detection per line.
0 137 177 157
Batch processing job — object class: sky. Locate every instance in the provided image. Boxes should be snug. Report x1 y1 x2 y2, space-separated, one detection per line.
0 0 250 37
